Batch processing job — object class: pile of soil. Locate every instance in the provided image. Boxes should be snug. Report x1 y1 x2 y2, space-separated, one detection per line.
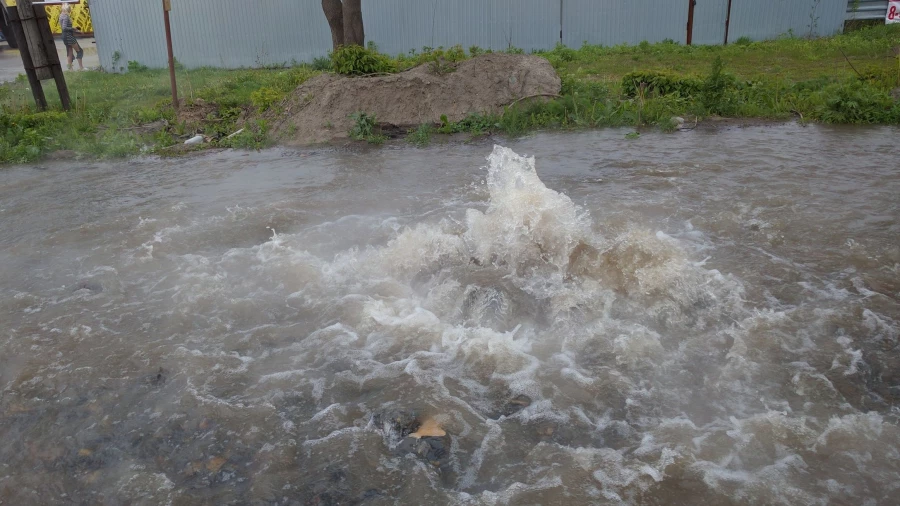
269 53 561 145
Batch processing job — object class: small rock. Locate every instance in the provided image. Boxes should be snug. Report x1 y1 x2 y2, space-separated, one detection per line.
206 456 226 473
672 116 685 125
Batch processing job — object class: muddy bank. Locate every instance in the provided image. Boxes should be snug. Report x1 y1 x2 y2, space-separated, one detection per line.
268 53 561 145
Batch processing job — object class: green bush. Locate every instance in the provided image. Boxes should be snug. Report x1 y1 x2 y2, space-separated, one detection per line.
811 81 899 124
0 111 67 163
250 87 283 111
311 56 332 71
127 60 149 72
331 45 396 76
701 57 739 114
349 112 386 144
622 70 702 97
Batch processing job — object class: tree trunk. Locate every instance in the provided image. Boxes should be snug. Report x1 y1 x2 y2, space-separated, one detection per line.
342 0 364 47
321 0 343 51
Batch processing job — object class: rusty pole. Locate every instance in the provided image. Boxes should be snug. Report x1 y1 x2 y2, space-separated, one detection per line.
686 0 696 45
162 0 178 109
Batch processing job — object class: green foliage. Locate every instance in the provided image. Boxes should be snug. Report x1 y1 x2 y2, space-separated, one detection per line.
437 113 499 134
858 64 899 89
0 111 66 163
622 71 702 97
349 112 386 144
221 120 270 150
811 81 899 124
701 57 739 114
733 36 753 46
127 60 149 72
406 124 433 146
331 45 396 76
311 56 332 71
250 87 282 111
625 131 641 139
397 45 468 72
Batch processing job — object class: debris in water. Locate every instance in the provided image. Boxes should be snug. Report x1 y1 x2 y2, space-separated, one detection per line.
409 418 446 438
206 456 226 473
501 394 532 417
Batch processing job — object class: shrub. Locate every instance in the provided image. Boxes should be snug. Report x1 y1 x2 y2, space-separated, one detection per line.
250 87 283 111
349 112 386 144
331 45 396 76
701 57 739 114
0 111 68 163
311 56 332 71
622 71 702 97
812 81 899 124
127 60 149 72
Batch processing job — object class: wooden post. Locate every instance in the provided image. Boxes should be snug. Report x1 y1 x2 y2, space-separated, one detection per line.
9 0 70 111
6 7 47 110
163 0 178 109
35 7 70 111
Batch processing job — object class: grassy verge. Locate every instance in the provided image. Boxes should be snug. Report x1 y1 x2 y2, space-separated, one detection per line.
0 64 320 163
1 24 898 162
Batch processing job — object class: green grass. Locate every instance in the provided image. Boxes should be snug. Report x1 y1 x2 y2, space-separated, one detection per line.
0 66 319 163
1 23 898 164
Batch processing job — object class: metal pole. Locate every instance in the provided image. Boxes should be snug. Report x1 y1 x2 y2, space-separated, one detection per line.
686 0 696 45
724 0 733 45
162 0 178 109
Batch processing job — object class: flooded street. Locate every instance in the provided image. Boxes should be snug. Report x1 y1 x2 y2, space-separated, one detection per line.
1 124 898 505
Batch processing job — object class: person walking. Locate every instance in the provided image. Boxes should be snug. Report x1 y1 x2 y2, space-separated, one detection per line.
60 4 83 70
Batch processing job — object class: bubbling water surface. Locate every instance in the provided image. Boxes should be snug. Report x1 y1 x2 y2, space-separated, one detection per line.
1 126 899 505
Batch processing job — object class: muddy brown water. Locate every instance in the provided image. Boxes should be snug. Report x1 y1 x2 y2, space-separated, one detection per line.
1 124 898 505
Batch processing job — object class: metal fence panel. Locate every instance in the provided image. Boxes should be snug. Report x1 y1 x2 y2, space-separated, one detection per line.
365 0 559 56
728 0 847 41
562 0 689 47
91 0 856 72
90 0 167 71
92 0 333 71
846 0 889 20
692 0 731 45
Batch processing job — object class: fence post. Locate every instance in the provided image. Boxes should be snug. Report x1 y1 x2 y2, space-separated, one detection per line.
686 0 696 45
163 0 178 109
724 0 733 44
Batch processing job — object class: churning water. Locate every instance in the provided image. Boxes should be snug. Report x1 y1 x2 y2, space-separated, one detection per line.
1 125 899 505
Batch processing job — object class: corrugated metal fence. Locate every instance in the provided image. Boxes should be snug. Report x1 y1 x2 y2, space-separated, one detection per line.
90 0 853 71
846 0 890 20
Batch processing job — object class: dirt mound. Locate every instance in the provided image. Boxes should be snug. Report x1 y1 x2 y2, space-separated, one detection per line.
269 54 561 145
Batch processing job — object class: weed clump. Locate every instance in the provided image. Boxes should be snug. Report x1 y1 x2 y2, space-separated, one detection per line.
349 112 386 144
332 45 396 76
